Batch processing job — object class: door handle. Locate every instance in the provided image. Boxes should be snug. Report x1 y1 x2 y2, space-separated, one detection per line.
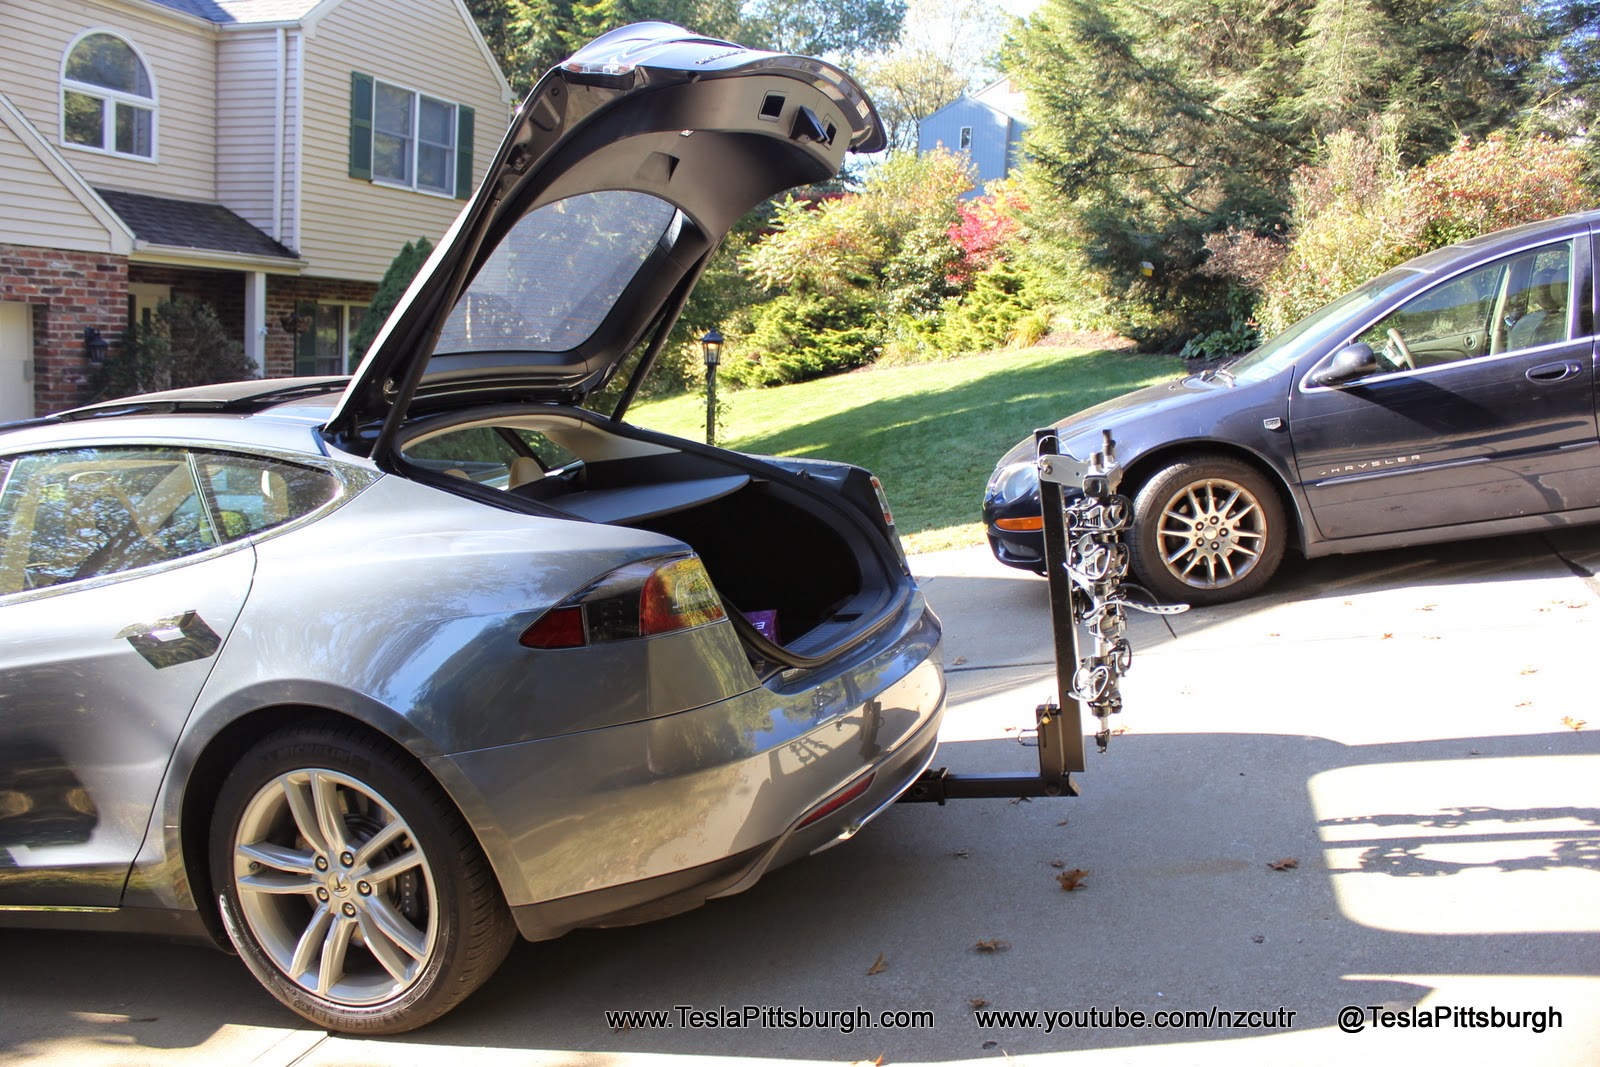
116 611 221 669
1525 361 1582 383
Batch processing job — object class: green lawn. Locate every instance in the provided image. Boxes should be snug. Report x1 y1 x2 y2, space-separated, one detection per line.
628 345 1179 553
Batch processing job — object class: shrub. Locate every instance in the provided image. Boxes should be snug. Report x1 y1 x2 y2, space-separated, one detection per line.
350 236 433 360
719 291 882 387
92 298 256 401
1178 321 1261 362
933 259 1039 354
1255 132 1594 335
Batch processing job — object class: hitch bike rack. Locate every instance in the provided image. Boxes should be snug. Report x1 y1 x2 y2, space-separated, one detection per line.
899 427 1184 805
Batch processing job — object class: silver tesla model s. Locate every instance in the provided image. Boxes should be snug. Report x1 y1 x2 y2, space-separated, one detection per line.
0 24 944 1034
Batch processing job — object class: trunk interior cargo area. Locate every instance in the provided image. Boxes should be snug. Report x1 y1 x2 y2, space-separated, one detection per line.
399 410 905 660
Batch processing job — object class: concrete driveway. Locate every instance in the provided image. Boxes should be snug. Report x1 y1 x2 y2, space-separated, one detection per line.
3 531 1597 1066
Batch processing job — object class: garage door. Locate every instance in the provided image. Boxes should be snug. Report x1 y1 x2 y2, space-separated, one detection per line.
0 303 33 422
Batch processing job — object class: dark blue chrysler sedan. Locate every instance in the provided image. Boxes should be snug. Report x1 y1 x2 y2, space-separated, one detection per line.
984 210 1599 604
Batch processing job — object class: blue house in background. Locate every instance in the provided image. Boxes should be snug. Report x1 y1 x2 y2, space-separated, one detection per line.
917 79 1029 198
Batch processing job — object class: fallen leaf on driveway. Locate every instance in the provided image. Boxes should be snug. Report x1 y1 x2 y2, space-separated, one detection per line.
867 952 888 975
970 997 990 1009
1521 667 1540 675
951 848 971 859
1056 868 1089 891
848 1056 886 1066
1380 633 1394 640
1268 857 1299 871
1049 859 1065 868
1563 717 1587 731
953 655 968 665
974 939 1011 953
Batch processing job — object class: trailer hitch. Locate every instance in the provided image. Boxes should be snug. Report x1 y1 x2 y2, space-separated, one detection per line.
900 428 1185 805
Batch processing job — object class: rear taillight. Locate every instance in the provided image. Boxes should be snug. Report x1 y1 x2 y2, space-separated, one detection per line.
869 476 895 528
520 555 726 649
869 475 909 568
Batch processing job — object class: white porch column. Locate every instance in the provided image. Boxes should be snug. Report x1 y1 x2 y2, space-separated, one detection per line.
243 271 268 375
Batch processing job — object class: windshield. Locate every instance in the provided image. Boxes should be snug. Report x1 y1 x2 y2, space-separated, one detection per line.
1227 268 1418 384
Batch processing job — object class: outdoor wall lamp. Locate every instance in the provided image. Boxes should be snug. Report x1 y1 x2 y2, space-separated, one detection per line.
83 326 110 364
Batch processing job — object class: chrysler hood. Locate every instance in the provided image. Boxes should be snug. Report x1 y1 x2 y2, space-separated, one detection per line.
326 23 885 452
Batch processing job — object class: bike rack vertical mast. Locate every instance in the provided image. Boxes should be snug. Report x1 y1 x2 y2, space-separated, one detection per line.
900 429 1085 802
1034 428 1087 777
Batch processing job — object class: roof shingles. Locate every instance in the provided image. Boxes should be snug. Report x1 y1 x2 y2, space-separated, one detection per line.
144 0 323 24
96 189 298 260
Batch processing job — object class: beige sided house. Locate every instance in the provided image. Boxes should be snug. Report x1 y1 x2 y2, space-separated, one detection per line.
0 0 513 419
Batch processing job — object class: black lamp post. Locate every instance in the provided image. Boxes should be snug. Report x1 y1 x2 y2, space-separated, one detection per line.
701 328 723 446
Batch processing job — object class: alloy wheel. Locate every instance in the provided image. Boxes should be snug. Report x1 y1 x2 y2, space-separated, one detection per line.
230 768 438 1005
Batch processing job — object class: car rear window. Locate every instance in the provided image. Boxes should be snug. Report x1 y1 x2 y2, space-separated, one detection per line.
433 190 680 355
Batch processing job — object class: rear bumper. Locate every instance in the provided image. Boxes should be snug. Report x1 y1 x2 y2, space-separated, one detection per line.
507 703 941 940
428 593 944 939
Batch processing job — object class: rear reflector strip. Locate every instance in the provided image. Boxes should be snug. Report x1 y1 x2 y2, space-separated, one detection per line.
797 772 876 828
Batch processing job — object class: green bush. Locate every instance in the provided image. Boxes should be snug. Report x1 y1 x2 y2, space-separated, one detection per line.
350 236 433 360
1256 132 1594 335
933 259 1038 355
92 298 256 401
719 292 882 387
1178 321 1260 361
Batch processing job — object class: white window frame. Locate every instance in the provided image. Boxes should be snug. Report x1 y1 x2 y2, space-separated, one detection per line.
59 29 159 163
371 78 458 198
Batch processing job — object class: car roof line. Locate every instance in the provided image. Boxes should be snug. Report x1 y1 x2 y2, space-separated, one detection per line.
43 378 351 424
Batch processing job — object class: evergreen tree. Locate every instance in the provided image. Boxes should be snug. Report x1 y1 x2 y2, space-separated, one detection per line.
350 237 434 361
1012 0 1598 344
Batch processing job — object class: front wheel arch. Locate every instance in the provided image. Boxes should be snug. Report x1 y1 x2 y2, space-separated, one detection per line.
1119 445 1303 555
1121 449 1297 604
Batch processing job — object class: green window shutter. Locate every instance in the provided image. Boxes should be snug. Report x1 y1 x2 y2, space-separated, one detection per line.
293 302 318 376
454 105 475 199
349 72 373 180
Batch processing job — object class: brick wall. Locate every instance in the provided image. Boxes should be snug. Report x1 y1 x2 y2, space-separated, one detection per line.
0 247 382 416
0 243 128 415
265 277 378 377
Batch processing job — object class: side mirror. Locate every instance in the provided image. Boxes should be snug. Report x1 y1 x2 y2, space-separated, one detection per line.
1310 342 1378 388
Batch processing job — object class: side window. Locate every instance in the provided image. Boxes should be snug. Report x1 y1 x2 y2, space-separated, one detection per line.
0 448 216 595
195 454 341 541
1357 240 1573 372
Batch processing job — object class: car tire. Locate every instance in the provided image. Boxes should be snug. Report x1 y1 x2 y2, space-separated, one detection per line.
210 722 515 1034
1128 456 1287 606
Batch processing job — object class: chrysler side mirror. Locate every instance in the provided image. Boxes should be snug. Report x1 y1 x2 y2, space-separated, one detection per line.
1310 343 1379 387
